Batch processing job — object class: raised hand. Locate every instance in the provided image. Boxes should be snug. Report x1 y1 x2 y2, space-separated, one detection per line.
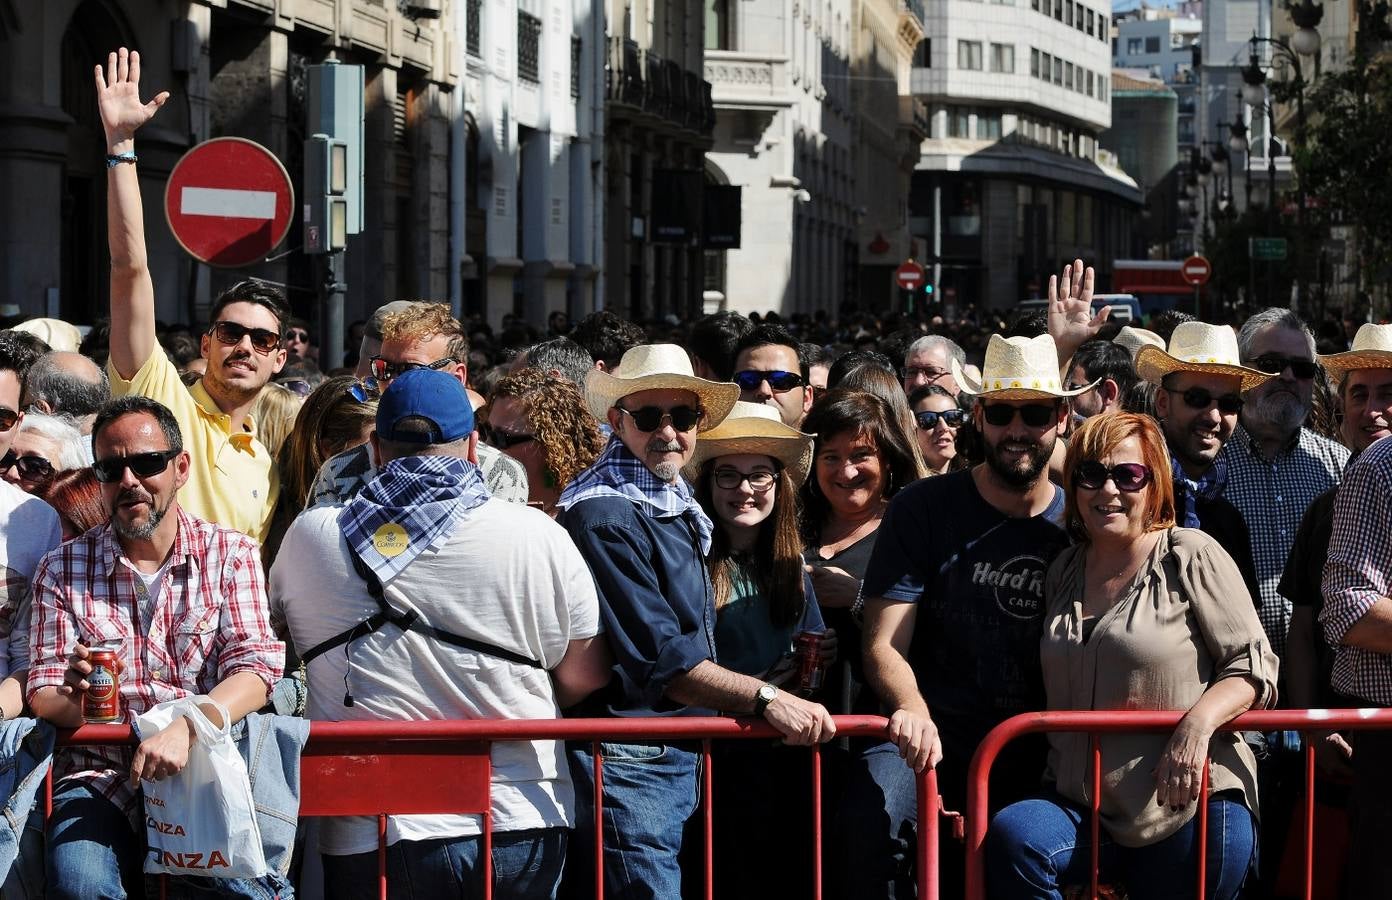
94 47 170 151
1047 258 1110 363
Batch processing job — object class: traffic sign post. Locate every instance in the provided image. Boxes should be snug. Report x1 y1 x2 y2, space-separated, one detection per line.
1249 237 1288 261
163 138 294 268
895 259 926 315
1181 255 1211 318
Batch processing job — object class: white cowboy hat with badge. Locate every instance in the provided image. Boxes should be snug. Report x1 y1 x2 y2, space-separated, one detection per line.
1135 321 1276 393
583 343 740 431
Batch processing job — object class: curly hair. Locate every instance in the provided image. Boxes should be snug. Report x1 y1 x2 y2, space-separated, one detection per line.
490 368 605 489
380 302 469 362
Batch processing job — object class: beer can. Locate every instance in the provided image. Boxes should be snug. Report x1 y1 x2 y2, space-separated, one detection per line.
794 630 825 694
83 647 122 724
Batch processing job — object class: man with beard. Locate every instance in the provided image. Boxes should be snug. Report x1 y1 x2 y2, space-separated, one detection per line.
99 48 285 542
1134 321 1270 604
1217 308 1349 659
28 396 283 899
847 332 1083 898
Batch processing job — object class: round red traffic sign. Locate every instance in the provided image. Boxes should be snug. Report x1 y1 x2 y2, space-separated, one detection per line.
895 259 926 291
164 138 294 268
1181 255 1212 286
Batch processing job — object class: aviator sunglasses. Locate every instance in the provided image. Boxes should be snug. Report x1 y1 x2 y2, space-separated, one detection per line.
981 402 1059 428
92 449 181 484
615 405 704 433
208 321 281 354
1073 461 1153 493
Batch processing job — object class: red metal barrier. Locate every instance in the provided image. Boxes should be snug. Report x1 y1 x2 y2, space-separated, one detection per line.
53 715 945 900
964 708 1392 900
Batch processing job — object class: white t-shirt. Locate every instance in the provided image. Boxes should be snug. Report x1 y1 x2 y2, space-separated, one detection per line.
270 496 601 854
0 482 62 678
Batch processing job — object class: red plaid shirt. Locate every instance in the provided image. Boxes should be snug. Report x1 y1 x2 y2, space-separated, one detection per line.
28 507 284 812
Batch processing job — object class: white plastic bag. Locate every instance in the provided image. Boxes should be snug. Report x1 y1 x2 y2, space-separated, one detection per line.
134 695 270 879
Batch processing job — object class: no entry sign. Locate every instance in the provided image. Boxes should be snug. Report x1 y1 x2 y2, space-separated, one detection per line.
895 259 926 291
164 138 295 268
1181 255 1212 287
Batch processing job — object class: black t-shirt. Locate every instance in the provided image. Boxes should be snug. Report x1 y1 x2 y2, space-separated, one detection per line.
862 469 1069 761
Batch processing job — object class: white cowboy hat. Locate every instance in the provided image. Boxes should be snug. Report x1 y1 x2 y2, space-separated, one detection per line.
1113 325 1165 358
11 318 82 353
952 334 1096 400
681 401 814 485
1318 323 1392 376
583 343 739 431
1135 321 1275 393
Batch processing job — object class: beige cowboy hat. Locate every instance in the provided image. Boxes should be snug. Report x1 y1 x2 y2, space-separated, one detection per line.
682 401 814 485
1318 323 1392 376
12 318 82 353
583 343 739 431
1113 325 1165 358
1135 321 1275 393
952 334 1096 400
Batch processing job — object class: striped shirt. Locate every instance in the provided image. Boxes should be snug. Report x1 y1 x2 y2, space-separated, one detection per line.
28 507 283 813
1217 423 1349 657
1321 436 1392 704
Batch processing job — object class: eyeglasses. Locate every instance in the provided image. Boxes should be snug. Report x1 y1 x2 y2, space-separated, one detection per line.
1165 386 1244 415
902 365 949 382
980 402 1059 428
92 449 180 484
914 408 967 430
614 405 704 433
732 370 805 393
1073 461 1153 493
712 468 777 492
286 329 310 343
0 408 16 432
482 424 535 450
1252 354 1320 380
208 321 281 354
0 450 52 480
368 356 454 382
346 379 380 403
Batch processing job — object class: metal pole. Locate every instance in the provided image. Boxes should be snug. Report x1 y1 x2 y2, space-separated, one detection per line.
323 251 346 371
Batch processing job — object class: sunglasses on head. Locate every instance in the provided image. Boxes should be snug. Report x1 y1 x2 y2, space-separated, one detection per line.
733 370 804 393
208 321 281 354
368 356 454 382
0 408 16 432
482 424 535 450
712 468 777 492
92 449 180 484
1252 354 1320 380
615 405 704 433
981 402 1059 428
1074 461 1153 493
1166 386 1244 415
0 450 52 480
346 378 380 403
915 408 967 430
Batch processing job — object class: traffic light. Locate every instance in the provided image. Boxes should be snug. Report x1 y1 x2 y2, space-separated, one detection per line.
924 283 935 296
304 59 364 243
304 133 348 254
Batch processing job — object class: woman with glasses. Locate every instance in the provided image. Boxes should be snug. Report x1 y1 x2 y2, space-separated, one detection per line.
909 384 966 475
988 413 1278 900
1 412 86 495
486 368 605 515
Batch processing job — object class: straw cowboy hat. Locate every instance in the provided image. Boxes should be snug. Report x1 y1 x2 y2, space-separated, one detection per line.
682 401 814 485
1318 323 1392 377
11 318 82 353
951 334 1097 400
1113 325 1165 358
583 343 740 431
1135 321 1275 393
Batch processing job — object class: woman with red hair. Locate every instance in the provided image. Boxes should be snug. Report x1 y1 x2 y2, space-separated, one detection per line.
38 468 106 540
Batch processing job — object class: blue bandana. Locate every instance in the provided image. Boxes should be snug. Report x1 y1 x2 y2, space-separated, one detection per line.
339 455 490 582
1170 453 1228 529
557 435 714 555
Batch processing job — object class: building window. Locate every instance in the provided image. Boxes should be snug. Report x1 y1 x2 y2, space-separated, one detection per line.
915 38 931 67
571 36 582 99
1053 57 1063 85
1041 52 1052 80
518 12 542 83
1032 0 1040 9
1030 47 1040 77
1145 35 1160 53
977 110 1002 139
1086 69 1094 96
466 0 482 56
957 40 983 70
949 106 971 137
1126 37 1142 55
1171 31 1188 49
1065 1 1073 26
705 0 731 49
1086 8 1095 35
1054 0 1063 20
1100 16 1108 41
990 43 1015 73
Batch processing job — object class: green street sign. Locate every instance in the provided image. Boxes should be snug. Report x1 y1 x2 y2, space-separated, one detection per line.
1249 237 1288 261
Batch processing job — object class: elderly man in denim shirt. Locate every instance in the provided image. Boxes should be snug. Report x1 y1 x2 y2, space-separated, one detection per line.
556 344 837 900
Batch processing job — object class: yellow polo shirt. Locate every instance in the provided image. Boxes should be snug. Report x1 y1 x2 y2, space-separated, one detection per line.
108 350 278 544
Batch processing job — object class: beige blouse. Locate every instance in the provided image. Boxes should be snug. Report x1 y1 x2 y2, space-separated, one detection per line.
1041 527 1280 848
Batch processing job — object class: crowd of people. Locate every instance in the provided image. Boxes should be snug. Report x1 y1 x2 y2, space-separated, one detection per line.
0 45 1388 900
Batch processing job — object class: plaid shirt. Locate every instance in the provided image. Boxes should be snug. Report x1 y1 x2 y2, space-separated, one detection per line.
1216 424 1348 658
1322 437 1392 704
28 507 284 813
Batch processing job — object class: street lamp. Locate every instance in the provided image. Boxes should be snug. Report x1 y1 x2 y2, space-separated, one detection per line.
1227 119 1249 154
1289 0 1324 57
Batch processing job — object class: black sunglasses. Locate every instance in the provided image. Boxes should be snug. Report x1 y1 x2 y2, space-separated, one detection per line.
208 321 281 354
0 450 53 480
915 408 967 430
483 424 535 450
369 356 454 382
286 329 310 343
92 449 180 484
1166 386 1244 415
0 408 16 432
615 405 704 433
1252 354 1320 380
1074 461 1153 493
981 402 1059 428
733 370 804 393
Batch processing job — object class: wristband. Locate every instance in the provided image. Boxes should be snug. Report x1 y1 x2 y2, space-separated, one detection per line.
106 152 138 169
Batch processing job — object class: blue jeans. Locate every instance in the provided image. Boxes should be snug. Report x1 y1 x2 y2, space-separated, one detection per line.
321 827 566 900
839 740 920 899
986 790 1257 900
561 742 700 900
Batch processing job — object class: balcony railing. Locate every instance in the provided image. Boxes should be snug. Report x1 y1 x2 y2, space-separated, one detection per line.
517 12 541 84
571 36 582 100
466 0 482 57
607 36 644 107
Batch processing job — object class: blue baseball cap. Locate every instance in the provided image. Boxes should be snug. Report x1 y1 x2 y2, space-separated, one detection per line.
375 368 475 444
